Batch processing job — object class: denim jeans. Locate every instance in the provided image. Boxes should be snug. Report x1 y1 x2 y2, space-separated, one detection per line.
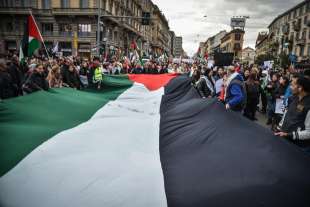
267 96 275 119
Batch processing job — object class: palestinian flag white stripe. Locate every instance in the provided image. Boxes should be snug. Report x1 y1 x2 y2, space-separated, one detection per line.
0 83 167 207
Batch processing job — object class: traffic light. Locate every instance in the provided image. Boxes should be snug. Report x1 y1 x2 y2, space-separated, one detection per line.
142 12 151 26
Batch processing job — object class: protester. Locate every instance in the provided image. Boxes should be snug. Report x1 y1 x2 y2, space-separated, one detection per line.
131 64 144 74
244 72 260 120
195 68 215 98
215 71 227 97
243 69 250 81
92 57 103 90
259 70 268 114
201 68 215 97
266 73 280 125
63 63 81 90
7 56 23 96
224 66 246 112
273 76 290 126
0 59 15 99
22 64 49 94
47 65 62 88
79 61 89 87
275 75 310 153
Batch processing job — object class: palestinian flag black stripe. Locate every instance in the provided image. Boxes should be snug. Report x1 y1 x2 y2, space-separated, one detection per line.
159 75 310 207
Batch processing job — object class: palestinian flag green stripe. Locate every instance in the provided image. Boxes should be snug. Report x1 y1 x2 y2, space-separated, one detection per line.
0 75 133 176
28 38 41 57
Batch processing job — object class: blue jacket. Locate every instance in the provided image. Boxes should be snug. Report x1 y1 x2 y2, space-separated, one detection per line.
226 74 246 109
283 85 292 108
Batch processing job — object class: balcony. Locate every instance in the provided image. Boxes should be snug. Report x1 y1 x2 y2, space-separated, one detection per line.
41 31 54 36
78 32 92 37
59 31 73 37
0 7 53 15
52 8 98 16
0 7 33 14
296 38 306 45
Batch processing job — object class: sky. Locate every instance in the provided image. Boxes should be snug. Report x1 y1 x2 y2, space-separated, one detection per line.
152 0 302 56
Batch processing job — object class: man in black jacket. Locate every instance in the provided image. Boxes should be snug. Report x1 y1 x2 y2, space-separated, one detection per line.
275 75 310 151
63 64 81 90
0 59 15 99
7 56 23 96
22 64 49 94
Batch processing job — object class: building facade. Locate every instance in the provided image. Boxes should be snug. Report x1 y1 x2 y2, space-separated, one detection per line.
241 47 255 65
220 29 245 60
255 31 270 58
0 0 175 59
199 30 227 59
169 30 175 57
268 0 310 62
174 36 183 57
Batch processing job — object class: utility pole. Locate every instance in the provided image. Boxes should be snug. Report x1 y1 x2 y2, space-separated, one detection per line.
96 0 101 57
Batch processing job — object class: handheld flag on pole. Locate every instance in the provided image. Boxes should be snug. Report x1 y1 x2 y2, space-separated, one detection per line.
52 42 59 54
28 14 51 59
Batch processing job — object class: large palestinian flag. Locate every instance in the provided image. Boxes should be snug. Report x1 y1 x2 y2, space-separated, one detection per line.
0 75 310 207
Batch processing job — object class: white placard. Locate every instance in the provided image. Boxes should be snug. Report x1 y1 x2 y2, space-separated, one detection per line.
275 98 285 114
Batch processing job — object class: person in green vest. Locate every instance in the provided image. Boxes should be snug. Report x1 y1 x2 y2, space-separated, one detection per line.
92 57 103 90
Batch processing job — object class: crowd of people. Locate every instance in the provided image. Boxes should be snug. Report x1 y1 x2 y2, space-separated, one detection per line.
0 55 190 99
190 63 310 153
0 54 309 154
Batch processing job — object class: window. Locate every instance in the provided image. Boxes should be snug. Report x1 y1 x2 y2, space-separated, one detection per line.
42 0 50 9
113 31 118 42
6 41 17 50
234 43 241 50
80 0 88 8
59 24 72 36
6 22 13 32
78 24 91 37
302 29 307 40
300 45 305 56
308 44 310 56
304 15 308 25
296 32 300 40
21 0 31 7
1 0 13 7
78 24 91 32
235 33 241 41
109 0 113 12
61 0 70 8
41 23 53 35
